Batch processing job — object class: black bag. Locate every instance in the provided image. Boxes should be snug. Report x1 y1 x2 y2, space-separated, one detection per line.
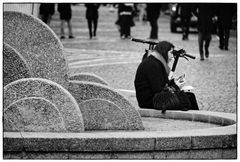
153 85 191 113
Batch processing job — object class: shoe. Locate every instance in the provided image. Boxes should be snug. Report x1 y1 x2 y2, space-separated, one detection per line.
205 50 209 58
224 47 229 50
219 46 223 50
69 35 74 39
60 36 65 39
200 55 204 61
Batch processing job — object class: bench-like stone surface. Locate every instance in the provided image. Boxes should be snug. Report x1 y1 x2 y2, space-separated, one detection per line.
69 73 109 86
68 80 144 130
78 99 128 130
3 42 32 86
3 11 69 88
4 97 66 132
4 78 84 132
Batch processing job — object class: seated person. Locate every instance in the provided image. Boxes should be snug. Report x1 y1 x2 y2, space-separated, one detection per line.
134 41 199 111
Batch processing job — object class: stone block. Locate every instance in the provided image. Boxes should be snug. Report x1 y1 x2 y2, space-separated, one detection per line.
191 135 223 149
4 97 66 132
3 132 24 151
154 150 190 159
69 72 109 86
4 78 84 132
113 152 153 159
23 152 69 159
3 151 22 159
68 80 144 130
78 99 129 130
155 136 191 150
3 11 69 88
69 152 112 159
3 42 31 86
189 149 223 159
222 148 237 159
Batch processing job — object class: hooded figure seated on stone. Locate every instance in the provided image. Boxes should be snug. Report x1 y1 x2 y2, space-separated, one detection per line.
134 41 199 112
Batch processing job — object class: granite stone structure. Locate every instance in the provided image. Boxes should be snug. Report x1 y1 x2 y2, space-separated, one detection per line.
3 42 32 86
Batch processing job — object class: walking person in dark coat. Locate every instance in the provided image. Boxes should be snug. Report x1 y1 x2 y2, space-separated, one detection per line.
193 4 216 61
216 3 236 50
178 3 193 40
58 3 74 39
146 3 162 39
117 3 134 39
134 41 199 111
85 3 100 39
39 3 55 25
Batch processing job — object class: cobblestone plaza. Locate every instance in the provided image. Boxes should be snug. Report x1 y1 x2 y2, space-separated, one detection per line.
50 4 237 113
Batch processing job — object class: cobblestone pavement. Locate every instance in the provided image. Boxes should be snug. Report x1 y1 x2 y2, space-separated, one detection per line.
50 4 237 113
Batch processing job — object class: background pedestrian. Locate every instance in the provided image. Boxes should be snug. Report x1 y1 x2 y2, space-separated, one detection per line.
58 3 74 39
146 3 162 39
85 3 100 39
216 3 236 50
178 3 193 40
193 4 216 60
39 3 55 25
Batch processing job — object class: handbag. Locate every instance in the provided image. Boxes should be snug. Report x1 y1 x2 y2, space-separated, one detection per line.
153 85 191 113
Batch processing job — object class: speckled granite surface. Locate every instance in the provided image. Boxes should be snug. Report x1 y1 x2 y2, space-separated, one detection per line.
4 78 84 132
4 97 66 132
3 42 32 86
78 99 128 130
68 80 144 130
3 11 69 89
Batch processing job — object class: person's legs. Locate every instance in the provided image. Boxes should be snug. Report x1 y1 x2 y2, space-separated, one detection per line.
218 24 224 49
198 32 204 60
67 20 74 38
150 19 158 39
87 19 93 38
60 20 65 39
224 28 230 50
93 18 98 37
204 33 212 58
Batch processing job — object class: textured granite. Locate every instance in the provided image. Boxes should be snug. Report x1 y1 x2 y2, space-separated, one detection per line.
4 97 66 132
4 78 84 132
3 42 32 86
68 80 144 130
69 73 109 86
3 11 69 89
78 99 129 130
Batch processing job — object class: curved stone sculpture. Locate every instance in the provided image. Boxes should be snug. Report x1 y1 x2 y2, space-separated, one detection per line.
4 97 66 132
3 11 69 88
69 72 109 86
4 78 84 132
68 80 144 130
3 42 32 86
78 99 129 130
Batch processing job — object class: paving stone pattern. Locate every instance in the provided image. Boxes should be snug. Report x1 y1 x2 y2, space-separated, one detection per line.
50 5 237 113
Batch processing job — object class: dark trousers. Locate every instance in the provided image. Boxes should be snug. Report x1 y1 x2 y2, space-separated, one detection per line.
198 32 211 56
181 16 190 38
149 19 158 39
185 92 199 110
218 26 230 49
120 15 131 37
87 19 98 38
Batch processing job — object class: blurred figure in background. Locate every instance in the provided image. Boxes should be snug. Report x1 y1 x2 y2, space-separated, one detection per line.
146 3 162 39
117 3 134 39
137 3 147 24
39 3 55 25
193 4 216 61
216 3 236 50
58 3 74 39
85 3 100 39
178 3 193 40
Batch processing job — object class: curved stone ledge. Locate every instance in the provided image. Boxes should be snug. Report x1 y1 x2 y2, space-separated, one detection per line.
3 11 69 88
4 78 84 132
68 80 144 130
3 110 236 159
69 73 109 86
